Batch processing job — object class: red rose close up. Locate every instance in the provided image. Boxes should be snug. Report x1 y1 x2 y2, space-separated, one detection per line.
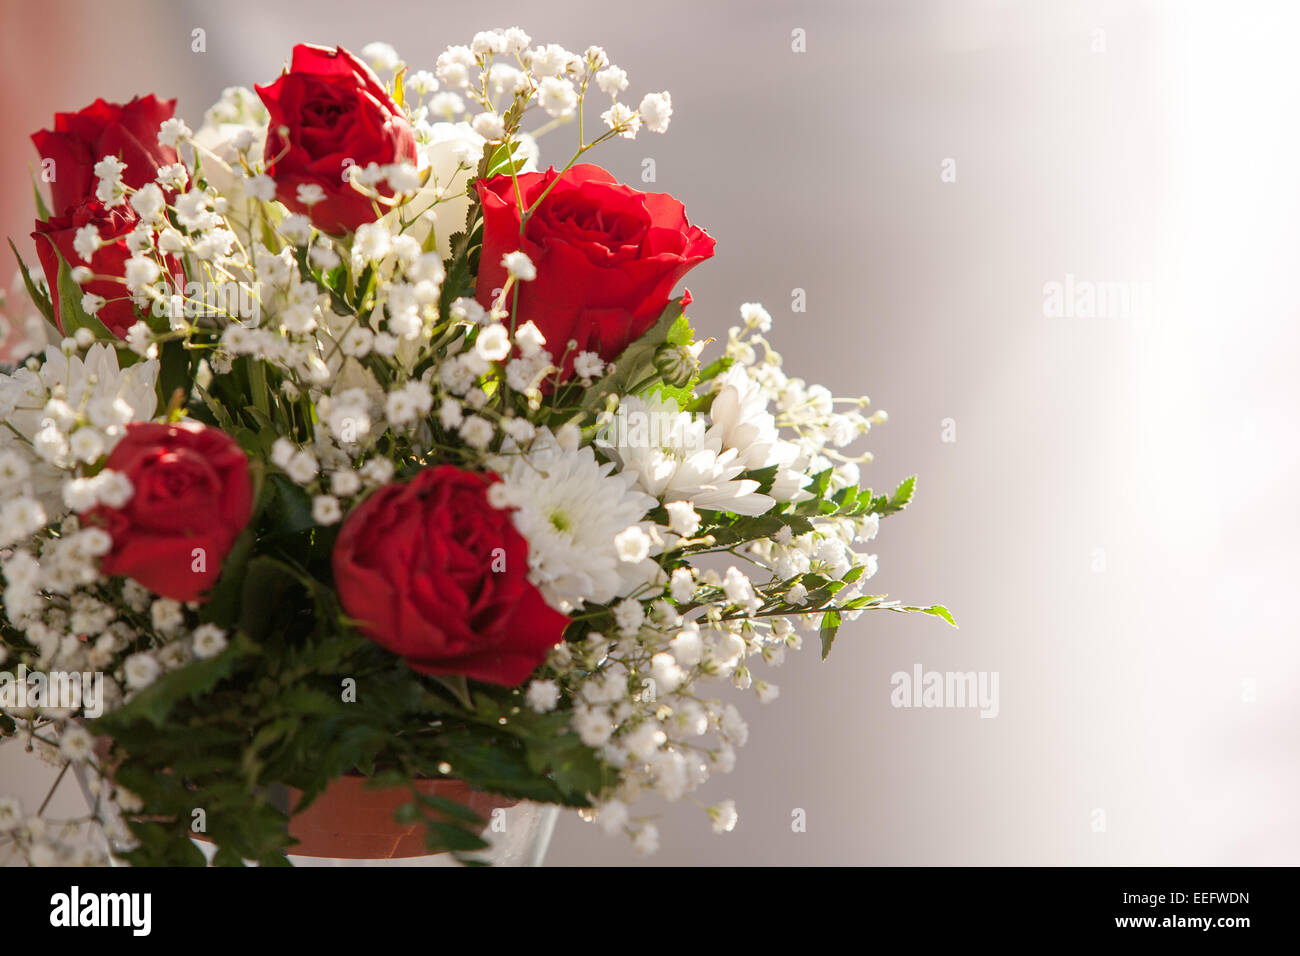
32 199 142 338
332 466 568 687
30 94 179 214
474 164 716 381
256 44 417 234
84 422 254 603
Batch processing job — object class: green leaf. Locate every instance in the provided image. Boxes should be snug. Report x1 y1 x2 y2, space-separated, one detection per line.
158 338 192 407
93 633 255 730
31 172 51 221
889 475 916 510
696 354 734 384
819 610 842 660
484 139 527 179
746 464 781 495
266 473 315 538
198 527 256 627
238 555 306 641
211 845 247 867
916 604 957 627
665 311 692 347
416 793 486 825
193 381 237 431
427 673 474 709
422 820 490 854
868 475 917 517
696 512 814 549
54 249 128 352
8 239 55 327
580 298 685 409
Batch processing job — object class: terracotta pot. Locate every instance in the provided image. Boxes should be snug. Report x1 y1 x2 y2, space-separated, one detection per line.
285 776 517 859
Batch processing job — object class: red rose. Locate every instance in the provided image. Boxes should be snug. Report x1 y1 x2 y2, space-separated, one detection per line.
31 199 141 338
31 95 178 214
84 422 254 603
256 44 418 234
332 466 568 686
474 164 715 381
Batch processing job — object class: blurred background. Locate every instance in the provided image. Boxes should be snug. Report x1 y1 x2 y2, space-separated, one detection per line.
2 0 1297 865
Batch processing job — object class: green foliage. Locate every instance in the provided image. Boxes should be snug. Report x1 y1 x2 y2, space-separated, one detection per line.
579 299 686 410
53 250 125 349
795 473 917 519
7 239 55 328
88 536 603 864
695 511 815 550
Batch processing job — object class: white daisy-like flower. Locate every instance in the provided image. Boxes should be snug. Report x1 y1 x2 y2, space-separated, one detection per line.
492 428 658 611
20 344 158 442
708 364 811 502
600 392 774 517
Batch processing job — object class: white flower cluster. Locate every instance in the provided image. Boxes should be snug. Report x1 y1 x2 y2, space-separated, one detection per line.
416 28 672 149
486 309 888 851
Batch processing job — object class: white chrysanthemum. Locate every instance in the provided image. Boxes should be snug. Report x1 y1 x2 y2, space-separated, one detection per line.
34 343 158 436
493 429 658 612
708 364 812 502
0 344 156 515
600 392 774 517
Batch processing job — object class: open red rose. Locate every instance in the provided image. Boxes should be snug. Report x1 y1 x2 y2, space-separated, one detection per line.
332 466 568 686
31 95 178 214
474 164 716 381
256 44 417 234
32 199 142 338
84 422 254 603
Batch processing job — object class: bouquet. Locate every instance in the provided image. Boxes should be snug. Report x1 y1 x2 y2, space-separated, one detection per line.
0 30 950 865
